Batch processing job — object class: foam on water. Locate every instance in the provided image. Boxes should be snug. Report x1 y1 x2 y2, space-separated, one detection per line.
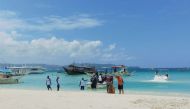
141 80 171 83
150 75 169 83
148 79 169 83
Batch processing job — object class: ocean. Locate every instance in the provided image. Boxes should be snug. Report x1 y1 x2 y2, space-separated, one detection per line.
1 71 190 95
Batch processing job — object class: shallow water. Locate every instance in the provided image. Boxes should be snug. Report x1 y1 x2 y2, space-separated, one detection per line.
0 71 190 95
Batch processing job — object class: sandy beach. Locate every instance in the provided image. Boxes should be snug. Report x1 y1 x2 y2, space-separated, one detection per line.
0 89 189 109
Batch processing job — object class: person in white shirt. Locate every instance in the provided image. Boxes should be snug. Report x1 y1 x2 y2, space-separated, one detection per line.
79 78 86 90
46 76 52 91
98 74 103 83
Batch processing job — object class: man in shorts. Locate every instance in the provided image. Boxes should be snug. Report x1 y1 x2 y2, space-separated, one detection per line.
116 75 124 94
46 75 52 91
79 78 86 90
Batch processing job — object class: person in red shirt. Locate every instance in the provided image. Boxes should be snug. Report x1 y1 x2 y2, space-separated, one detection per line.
115 75 124 94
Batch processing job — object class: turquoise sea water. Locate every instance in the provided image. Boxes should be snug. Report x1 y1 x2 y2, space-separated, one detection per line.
0 71 190 95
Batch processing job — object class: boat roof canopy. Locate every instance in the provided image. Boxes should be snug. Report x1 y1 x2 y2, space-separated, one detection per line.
7 66 43 69
0 69 12 73
69 65 94 69
112 65 125 68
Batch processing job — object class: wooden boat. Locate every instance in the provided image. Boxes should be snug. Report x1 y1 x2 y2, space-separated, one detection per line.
63 64 96 75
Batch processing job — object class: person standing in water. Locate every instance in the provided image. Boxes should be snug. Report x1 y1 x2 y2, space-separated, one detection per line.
98 73 103 83
79 78 86 90
91 74 98 89
46 76 52 91
56 76 60 91
115 75 124 94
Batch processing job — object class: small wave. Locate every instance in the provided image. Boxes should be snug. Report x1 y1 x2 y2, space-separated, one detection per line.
141 80 172 83
149 80 169 83
138 80 190 84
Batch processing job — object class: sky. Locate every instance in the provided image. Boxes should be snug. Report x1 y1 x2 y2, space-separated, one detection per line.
0 0 190 67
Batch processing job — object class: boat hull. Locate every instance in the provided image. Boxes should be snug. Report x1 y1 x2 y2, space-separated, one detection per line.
28 71 45 74
63 66 95 75
86 71 131 76
0 78 19 84
63 67 86 75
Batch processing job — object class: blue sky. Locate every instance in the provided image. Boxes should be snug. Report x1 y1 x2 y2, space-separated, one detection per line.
0 0 190 67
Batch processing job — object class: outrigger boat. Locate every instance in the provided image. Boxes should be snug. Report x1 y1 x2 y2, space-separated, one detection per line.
85 65 130 89
85 65 131 76
63 64 96 75
0 69 24 84
7 66 46 75
112 65 131 76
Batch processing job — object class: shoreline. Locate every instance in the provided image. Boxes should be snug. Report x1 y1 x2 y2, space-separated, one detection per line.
1 87 190 98
0 88 190 109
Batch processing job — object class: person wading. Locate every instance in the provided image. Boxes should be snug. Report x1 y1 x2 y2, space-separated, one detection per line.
79 78 86 90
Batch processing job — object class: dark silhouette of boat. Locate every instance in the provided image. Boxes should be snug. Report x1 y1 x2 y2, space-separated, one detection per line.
63 64 96 75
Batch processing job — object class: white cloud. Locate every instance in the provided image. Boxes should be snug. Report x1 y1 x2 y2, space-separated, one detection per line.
0 32 99 63
26 16 102 31
108 44 116 50
0 17 24 31
0 10 133 64
0 32 133 64
0 11 102 32
0 10 17 18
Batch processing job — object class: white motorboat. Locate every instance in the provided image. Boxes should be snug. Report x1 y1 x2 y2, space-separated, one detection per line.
7 66 46 75
28 67 46 74
153 74 169 82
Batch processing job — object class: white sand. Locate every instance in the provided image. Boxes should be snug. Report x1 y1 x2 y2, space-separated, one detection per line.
0 89 190 109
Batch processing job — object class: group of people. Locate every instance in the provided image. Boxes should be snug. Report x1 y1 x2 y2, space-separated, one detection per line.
47 73 125 94
106 74 124 94
46 76 60 91
79 72 125 94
